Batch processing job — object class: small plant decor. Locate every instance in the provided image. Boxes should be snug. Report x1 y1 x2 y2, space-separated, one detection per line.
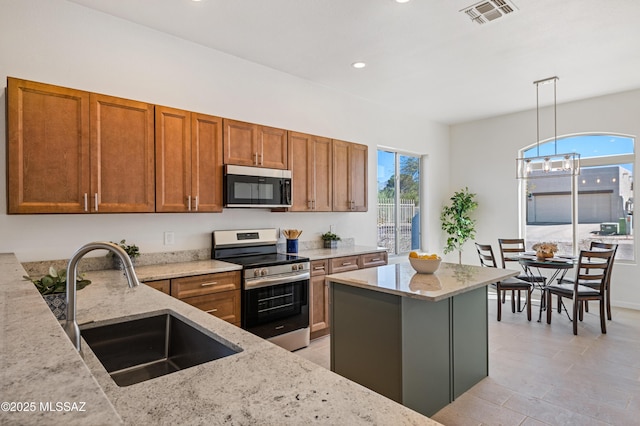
440 187 478 264
109 239 140 260
24 266 91 295
321 231 341 249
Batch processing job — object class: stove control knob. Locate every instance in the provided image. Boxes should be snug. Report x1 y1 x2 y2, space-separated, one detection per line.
254 269 261 277
292 264 298 272
260 268 268 276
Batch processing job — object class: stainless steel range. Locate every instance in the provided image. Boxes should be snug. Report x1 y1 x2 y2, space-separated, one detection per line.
212 229 310 351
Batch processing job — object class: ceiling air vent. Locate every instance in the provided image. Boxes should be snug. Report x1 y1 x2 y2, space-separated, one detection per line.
461 0 518 25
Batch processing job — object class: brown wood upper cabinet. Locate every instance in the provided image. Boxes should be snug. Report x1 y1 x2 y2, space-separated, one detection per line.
223 119 288 169
332 139 368 212
288 131 332 212
155 106 223 212
7 78 154 213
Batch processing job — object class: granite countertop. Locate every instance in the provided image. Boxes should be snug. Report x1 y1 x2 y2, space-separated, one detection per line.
326 262 520 302
296 245 386 260
1 253 439 425
133 259 242 281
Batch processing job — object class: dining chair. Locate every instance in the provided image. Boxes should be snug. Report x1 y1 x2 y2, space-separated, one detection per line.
545 248 615 335
557 242 617 320
497 238 546 310
475 243 532 321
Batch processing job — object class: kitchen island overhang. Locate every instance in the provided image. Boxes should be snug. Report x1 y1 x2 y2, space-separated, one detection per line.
326 262 520 417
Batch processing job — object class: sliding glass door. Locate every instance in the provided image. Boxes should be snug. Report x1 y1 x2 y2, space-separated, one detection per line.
377 150 421 255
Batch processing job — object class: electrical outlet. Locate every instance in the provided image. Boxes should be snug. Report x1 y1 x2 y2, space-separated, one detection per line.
164 231 175 245
330 224 335 233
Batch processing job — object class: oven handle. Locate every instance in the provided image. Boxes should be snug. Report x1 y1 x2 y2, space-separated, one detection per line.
244 271 310 290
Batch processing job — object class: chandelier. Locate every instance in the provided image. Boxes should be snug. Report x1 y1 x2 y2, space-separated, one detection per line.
516 76 580 179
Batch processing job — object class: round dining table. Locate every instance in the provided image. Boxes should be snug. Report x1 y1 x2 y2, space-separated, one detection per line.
518 254 576 322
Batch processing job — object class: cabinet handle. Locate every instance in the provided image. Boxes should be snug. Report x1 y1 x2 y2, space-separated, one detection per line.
205 308 218 313
313 266 325 270
254 152 258 165
342 262 352 266
84 193 88 212
187 195 191 211
194 196 199 211
259 153 263 165
200 281 219 287
94 193 98 212
312 200 316 209
308 200 312 209
371 258 381 262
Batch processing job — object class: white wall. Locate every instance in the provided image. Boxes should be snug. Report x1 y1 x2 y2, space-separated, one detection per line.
450 89 640 310
0 0 450 262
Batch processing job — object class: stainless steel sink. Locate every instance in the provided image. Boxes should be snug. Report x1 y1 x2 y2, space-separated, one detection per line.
80 312 241 387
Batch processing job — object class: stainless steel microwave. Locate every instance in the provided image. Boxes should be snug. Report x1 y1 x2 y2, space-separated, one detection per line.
224 165 292 208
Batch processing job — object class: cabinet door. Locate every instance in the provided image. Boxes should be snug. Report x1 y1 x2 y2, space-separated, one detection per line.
258 125 288 169
329 256 360 274
310 275 330 334
289 132 314 211
360 252 388 269
144 279 171 295
223 119 258 166
349 142 368 212
332 140 350 212
90 94 155 212
332 140 367 212
7 78 90 214
155 106 191 212
313 136 333 212
180 290 241 325
191 113 223 212
170 272 240 299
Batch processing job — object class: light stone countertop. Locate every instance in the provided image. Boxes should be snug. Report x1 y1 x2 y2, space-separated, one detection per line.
326 262 520 302
132 259 242 281
1 253 440 425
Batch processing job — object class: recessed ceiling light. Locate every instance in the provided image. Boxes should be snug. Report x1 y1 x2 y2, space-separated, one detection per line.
352 62 366 69
396 0 411 3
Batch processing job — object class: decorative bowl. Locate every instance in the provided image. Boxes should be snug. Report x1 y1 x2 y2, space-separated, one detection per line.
408 256 442 274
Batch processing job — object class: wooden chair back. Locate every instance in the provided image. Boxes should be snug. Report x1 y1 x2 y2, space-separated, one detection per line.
575 249 615 293
497 238 527 269
475 243 497 268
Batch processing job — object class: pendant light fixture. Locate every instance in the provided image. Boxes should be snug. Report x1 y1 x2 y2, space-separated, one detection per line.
516 76 580 179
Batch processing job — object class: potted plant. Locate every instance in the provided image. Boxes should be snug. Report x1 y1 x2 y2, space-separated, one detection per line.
24 266 91 320
321 231 341 249
109 239 140 269
440 187 478 264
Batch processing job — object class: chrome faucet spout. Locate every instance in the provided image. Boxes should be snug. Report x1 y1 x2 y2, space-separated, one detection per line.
63 241 140 351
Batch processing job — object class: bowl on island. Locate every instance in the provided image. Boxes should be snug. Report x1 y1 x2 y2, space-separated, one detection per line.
408 252 442 274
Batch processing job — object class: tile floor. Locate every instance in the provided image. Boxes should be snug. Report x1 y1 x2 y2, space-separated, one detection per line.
295 294 640 425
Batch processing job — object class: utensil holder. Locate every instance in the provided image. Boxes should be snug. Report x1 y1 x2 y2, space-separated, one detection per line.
286 239 298 253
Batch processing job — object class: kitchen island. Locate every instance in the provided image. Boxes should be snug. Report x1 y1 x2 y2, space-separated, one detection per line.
326 261 519 417
0 253 439 425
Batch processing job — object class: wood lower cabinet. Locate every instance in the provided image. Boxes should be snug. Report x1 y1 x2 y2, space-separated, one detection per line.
7 77 155 214
329 255 360 274
223 119 288 169
289 132 332 212
145 279 170 295
155 106 223 212
332 139 368 212
310 252 387 340
359 251 388 269
145 271 241 326
310 259 330 339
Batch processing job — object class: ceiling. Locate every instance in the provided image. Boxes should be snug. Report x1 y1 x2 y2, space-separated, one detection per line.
67 0 640 124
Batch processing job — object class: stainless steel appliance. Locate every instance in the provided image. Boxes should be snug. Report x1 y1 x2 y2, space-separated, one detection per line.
212 228 310 351
224 165 292 208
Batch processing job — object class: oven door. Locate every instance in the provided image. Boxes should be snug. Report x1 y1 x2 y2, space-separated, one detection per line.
224 166 292 208
242 279 308 339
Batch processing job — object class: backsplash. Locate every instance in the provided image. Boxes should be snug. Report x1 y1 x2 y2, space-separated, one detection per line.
22 239 354 277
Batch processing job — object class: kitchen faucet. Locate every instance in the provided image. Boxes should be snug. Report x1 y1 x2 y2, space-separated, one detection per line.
63 241 140 351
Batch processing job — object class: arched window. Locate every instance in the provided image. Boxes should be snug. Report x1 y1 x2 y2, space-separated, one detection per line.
521 134 635 261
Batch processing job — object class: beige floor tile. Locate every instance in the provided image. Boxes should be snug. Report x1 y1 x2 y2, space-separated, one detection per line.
294 305 640 426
